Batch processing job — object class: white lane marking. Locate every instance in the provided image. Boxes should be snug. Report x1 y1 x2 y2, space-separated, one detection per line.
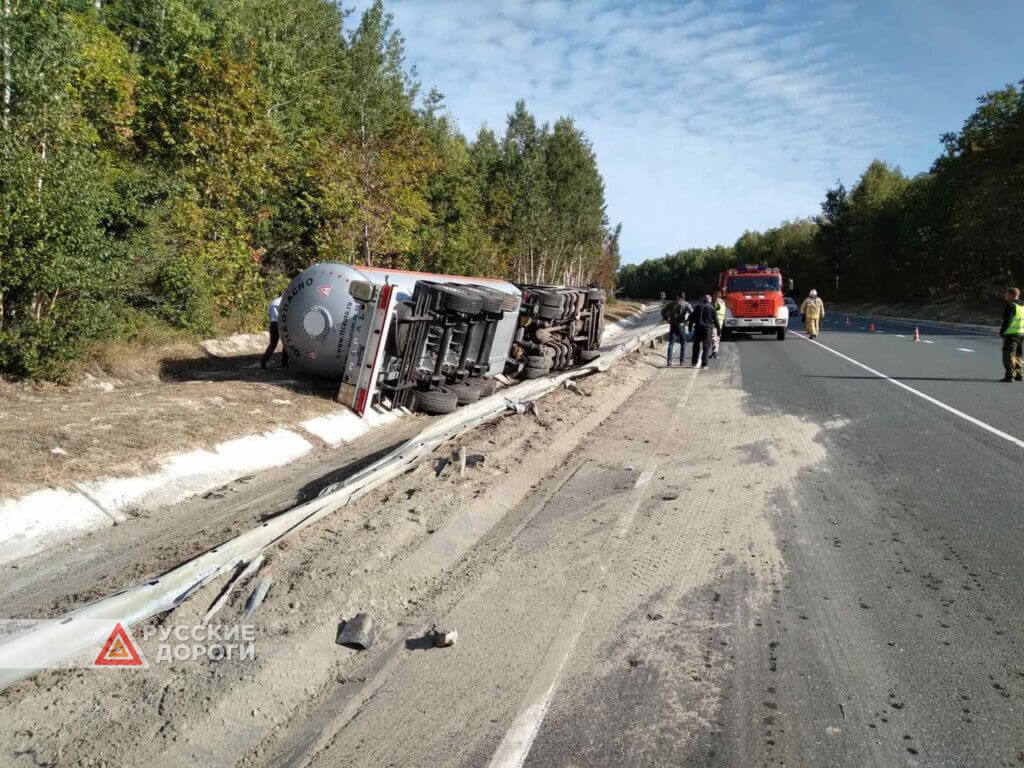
793 331 1024 450
487 369 699 768
922 340 935 344
957 348 974 353
895 334 906 338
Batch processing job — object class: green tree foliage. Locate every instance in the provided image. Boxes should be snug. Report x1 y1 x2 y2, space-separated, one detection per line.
0 0 617 378
620 80 1024 304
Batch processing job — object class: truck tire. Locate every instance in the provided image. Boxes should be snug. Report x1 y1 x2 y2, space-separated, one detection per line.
525 355 549 368
452 381 482 405
473 377 498 397
468 286 505 314
415 386 459 414
522 366 549 379
500 293 521 312
539 292 564 308
436 285 483 315
580 349 601 362
538 303 562 320
776 327 786 340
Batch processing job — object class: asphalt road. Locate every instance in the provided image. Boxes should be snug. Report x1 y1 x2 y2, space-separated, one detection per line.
242 310 1024 767
4 310 1022 767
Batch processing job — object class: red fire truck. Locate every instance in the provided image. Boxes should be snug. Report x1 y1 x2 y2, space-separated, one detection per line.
718 265 789 341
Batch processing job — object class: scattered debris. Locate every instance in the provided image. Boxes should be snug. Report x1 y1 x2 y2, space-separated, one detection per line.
336 613 378 650
431 626 458 647
271 398 293 406
50 447 68 456
563 380 591 397
627 657 645 667
465 453 485 469
205 554 266 624
662 492 679 501
646 612 664 621
457 446 467 477
244 576 273 616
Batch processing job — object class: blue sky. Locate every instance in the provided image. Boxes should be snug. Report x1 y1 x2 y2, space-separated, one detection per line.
352 1 1023 264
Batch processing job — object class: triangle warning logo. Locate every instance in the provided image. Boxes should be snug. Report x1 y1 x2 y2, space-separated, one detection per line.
317 284 332 299
94 623 146 667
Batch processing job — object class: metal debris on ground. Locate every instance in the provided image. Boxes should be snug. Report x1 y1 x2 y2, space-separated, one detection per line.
430 626 458 647
204 554 265 624
563 380 592 397
243 575 273 616
336 613 378 650
457 446 467 476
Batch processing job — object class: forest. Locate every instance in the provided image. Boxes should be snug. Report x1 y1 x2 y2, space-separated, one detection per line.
0 0 618 378
618 81 1024 307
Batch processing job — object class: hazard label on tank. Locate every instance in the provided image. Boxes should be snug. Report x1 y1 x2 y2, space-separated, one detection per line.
317 285 332 298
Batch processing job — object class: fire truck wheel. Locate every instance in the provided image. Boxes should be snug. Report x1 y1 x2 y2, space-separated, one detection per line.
522 366 549 379
415 386 459 414
452 381 482 405
436 285 483 315
526 355 549 368
776 327 786 340
580 349 601 362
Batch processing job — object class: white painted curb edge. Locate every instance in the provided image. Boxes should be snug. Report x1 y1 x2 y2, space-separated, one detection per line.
0 304 654 566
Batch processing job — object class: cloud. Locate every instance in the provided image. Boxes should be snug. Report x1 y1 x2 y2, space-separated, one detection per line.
352 0 896 261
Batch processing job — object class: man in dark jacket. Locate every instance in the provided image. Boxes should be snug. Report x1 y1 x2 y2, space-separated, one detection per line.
661 292 693 366
999 286 1023 382
688 294 721 368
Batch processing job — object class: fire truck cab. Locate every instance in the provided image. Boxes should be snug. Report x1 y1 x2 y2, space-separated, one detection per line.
718 265 788 341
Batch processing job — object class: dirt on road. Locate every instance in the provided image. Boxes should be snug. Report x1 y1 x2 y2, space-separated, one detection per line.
0 338 834 767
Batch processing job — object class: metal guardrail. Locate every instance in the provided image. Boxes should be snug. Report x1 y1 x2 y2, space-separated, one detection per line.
0 319 667 690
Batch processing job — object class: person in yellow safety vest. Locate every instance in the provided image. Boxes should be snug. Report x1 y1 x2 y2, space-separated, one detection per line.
999 286 1023 382
800 289 825 339
711 289 726 358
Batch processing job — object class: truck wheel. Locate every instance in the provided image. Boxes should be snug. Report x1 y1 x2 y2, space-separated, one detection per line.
415 386 459 414
580 349 601 362
451 381 482 405
436 285 483 315
465 287 504 314
500 293 521 312
539 292 565 308
523 366 549 379
776 327 786 340
473 377 499 397
538 303 561 320
526 355 549 368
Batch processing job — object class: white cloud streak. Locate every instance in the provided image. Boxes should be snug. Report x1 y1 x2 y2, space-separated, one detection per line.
354 0 896 261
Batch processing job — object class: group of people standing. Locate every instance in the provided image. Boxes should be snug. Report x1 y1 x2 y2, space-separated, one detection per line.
661 290 725 368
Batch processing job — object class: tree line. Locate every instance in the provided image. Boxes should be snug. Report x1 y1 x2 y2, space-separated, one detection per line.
619 80 1024 305
0 0 618 378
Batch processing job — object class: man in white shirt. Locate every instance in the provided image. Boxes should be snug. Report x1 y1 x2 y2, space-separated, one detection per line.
261 296 289 368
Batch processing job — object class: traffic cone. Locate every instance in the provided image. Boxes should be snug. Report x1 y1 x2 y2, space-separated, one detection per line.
869 322 876 332
913 326 920 342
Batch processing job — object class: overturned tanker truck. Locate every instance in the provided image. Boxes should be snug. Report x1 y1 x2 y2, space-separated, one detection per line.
279 263 607 416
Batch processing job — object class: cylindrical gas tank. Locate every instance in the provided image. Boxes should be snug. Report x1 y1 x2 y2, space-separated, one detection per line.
279 262 380 378
279 263 523 380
